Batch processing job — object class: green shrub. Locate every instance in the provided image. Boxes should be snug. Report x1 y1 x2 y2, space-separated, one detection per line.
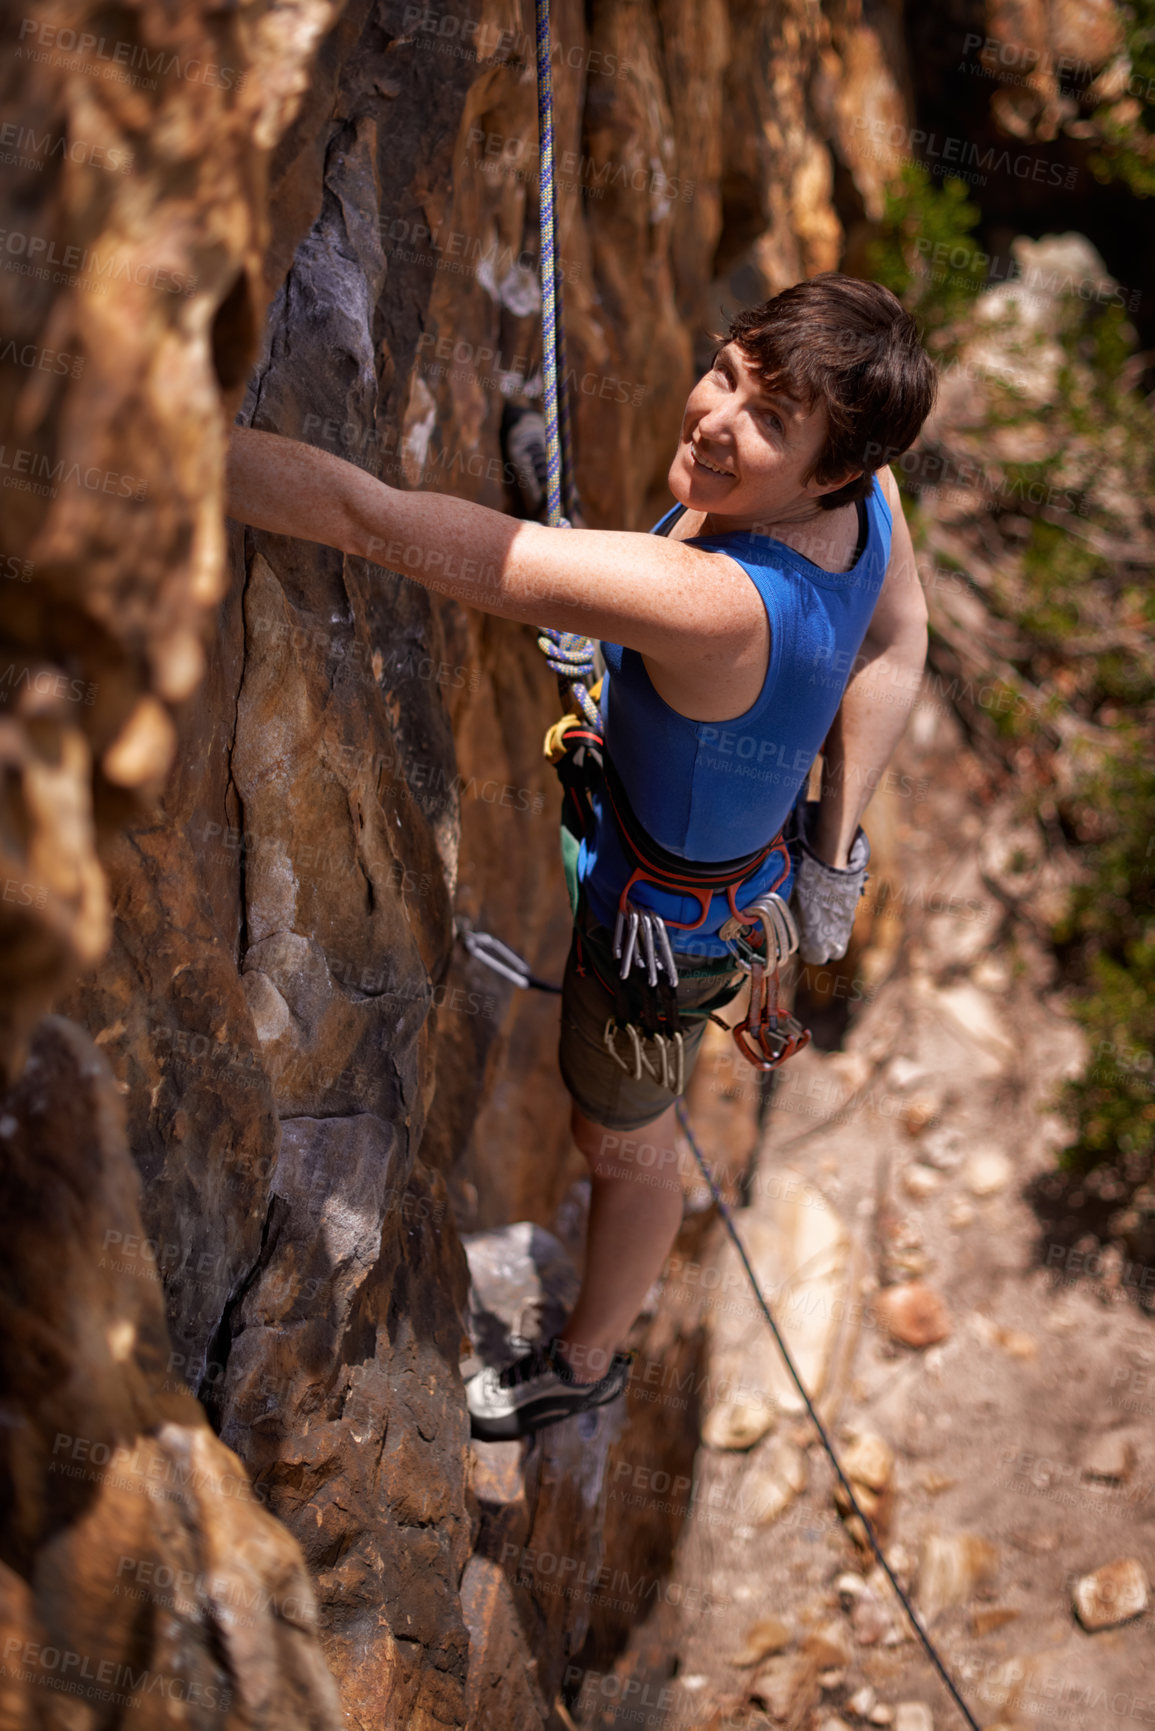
1089 1 1155 197
1054 756 1155 1170
865 163 985 346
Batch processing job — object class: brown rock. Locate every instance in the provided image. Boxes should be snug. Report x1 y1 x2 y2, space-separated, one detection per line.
460 1223 638 1700
901 1096 940 1136
1050 0 1124 67
851 1590 895 1647
461 1555 551 1731
963 1149 1013 1197
804 1618 854 1670
0 0 986 1719
732 1616 793 1666
839 1432 895 1493
916 1531 1000 1623
902 1163 942 1200
1072 1558 1150 1631
835 1431 896 1546
994 1326 1037 1360
748 1434 809 1524
749 1650 819 1720
706 1170 852 1439
0 0 340 1078
873 1283 952 1348
702 1394 778 1451
971 1606 1021 1636
1081 1430 1136 1483
919 1126 966 1172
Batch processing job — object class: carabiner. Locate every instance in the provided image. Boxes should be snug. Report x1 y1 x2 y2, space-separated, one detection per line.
603 1017 644 1080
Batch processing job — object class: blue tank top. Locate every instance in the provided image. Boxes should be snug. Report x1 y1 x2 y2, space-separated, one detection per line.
576 475 894 956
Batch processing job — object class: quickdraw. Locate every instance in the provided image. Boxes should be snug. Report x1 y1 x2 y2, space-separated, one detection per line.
718 887 812 1071
733 957 811 1070
613 897 680 986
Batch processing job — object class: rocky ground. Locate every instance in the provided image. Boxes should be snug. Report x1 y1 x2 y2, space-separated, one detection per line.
536 694 1155 1731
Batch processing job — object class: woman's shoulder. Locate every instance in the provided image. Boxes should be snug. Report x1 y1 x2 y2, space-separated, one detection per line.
651 504 703 540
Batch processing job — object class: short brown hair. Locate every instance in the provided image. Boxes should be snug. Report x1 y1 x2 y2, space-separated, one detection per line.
719 273 938 509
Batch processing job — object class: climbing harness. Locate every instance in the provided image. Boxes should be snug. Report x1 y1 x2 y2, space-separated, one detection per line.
544 708 810 1089
462 15 983 1724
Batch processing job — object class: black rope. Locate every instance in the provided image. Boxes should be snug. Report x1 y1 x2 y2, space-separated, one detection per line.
461 924 984 1729
675 1100 982 1731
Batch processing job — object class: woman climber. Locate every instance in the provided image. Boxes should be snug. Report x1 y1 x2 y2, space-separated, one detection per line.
225 271 937 1441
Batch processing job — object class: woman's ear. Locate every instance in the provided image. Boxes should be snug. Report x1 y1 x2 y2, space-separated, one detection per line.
816 469 863 497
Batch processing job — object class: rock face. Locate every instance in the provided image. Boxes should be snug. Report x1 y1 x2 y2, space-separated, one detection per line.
4 0 1096 1724
0 0 341 1080
0 1017 345 1729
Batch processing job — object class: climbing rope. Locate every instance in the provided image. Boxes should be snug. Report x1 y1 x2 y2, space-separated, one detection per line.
534 0 599 727
517 14 980 1721
534 0 565 531
675 1102 983 1731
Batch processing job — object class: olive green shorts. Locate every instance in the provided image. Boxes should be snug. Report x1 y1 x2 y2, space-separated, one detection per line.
557 898 747 1132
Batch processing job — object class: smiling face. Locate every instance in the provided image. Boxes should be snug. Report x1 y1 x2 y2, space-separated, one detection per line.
667 342 860 533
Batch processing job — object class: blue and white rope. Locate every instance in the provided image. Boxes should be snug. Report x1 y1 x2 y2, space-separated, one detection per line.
535 0 564 531
535 0 599 727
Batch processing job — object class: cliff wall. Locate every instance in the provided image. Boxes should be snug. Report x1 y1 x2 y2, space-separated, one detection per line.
1 0 1129 1724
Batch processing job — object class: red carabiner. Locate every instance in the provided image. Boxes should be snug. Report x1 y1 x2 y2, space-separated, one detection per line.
731 960 811 1071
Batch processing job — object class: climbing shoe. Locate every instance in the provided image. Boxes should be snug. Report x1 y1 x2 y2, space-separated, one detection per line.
466 1336 631 1441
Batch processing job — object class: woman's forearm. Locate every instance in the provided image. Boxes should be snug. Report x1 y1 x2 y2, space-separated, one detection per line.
224 426 582 622
225 426 364 555
224 425 567 622
811 625 928 867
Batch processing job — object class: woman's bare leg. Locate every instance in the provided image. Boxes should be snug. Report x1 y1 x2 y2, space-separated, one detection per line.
555 1101 684 1383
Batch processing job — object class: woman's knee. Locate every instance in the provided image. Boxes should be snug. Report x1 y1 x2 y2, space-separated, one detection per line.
571 1104 680 1182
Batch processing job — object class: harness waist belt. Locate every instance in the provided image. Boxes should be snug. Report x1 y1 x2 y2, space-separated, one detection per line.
599 742 777 886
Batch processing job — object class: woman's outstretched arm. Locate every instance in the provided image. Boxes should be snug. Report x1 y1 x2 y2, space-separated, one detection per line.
224 427 762 671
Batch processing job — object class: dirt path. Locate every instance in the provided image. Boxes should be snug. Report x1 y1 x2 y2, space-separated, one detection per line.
575 702 1155 1731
